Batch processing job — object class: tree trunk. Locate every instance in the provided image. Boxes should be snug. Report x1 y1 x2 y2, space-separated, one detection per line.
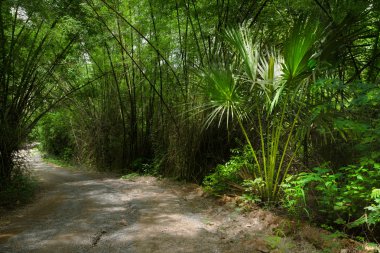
0 132 16 188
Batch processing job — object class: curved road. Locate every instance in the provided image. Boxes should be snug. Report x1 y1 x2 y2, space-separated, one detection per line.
0 150 223 253
0 150 323 253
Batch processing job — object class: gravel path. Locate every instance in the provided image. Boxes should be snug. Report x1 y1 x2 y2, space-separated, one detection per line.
0 150 324 253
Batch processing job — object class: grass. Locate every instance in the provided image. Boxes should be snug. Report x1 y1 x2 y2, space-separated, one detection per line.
41 154 76 171
120 172 140 180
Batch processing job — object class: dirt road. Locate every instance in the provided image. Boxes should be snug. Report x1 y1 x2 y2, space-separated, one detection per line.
0 150 322 253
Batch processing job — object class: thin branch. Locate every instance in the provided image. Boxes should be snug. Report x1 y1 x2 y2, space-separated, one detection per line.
93 0 185 98
87 3 181 134
313 0 333 22
249 0 270 28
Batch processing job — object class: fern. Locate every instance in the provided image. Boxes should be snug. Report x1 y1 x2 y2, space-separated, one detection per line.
371 189 380 200
349 189 380 228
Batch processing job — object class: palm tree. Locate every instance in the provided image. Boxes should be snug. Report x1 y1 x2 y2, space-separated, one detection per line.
199 19 319 202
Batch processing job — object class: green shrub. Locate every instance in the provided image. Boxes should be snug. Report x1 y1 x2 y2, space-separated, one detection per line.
281 161 380 229
203 146 254 194
38 110 74 161
120 173 140 180
280 175 310 217
131 158 154 174
350 189 380 228
0 171 37 209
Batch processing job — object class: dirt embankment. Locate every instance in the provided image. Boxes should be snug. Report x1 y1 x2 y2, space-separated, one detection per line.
0 150 375 253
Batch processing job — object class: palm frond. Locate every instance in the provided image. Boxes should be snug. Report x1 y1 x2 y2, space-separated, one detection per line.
224 26 260 87
199 67 243 128
282 17 319 84
257 48 285 112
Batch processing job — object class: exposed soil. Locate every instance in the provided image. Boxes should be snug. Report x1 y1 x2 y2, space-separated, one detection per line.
0 150 376 252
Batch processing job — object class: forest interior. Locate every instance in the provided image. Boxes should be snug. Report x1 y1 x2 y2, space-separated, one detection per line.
1 0 380 252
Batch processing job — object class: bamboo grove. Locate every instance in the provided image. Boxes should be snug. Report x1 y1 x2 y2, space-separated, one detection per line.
1 0 380 238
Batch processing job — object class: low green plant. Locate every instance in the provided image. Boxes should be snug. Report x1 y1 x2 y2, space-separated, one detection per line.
281 162 380 230
242 178 265 202
42 155 75 170
200 20 317 202
280 175 309 218
131 158 153 174
349 188 380 229
240 193 261 204
0 171 37 209
202 147 253 194
236 193 261 212
264 235 295 252
120 173 140 180
38 110 74 161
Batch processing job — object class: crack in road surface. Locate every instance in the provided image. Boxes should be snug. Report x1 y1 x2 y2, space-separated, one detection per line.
0 150 321 253
91 230 107 247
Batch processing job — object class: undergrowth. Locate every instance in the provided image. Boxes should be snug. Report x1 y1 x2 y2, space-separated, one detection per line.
281 161 380 239
203 146 253 195
203 146 380 243
0 156 37 210
0 174 37 209
42 154 76 170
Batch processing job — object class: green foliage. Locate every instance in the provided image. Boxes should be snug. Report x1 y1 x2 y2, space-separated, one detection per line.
350 189 380 228
242 178 265 201
0 170 37 209
281 162 380 229
264 235 295 251
1 0 379 244
280 175 309 218
199 67 242 128
200 22 314 202
0 0 81 183
38 111 74 161
203 147 253 194
282 17 319 83
42 155 74 170
120 173 140 180
239 193 261 206
224 26 259 84
307 80 380 168
131 158 154 175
